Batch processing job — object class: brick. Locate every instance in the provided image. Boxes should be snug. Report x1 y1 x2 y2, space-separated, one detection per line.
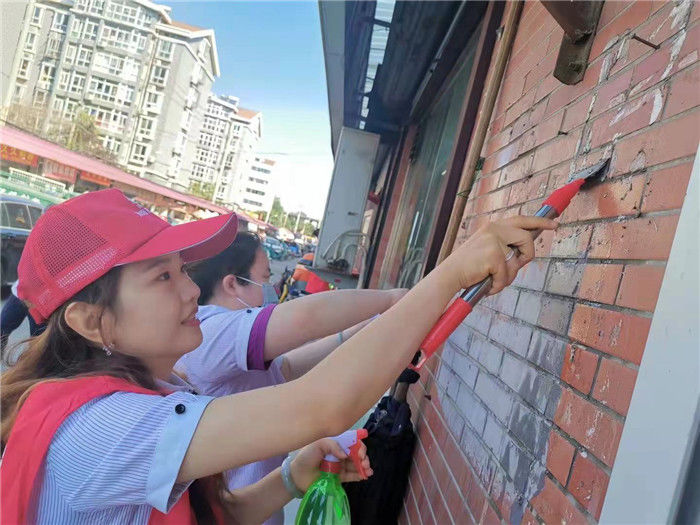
533 113 565 148
562 93 594 132
616 264 666 311
547 430 575 485
537 296 575 336
500 353 557 416
443 431 473 493
673 21 700 75
528 330 567 376
500 154 535 185
445 477 473 524
462 424 492 485
597 0 631 31
559 175 646 223
481 502 500 525
456 385 488 435
513 258 549 291
442 396 466 441
546 261 584 297
592 358 638 416
451 349 480 389
476 186 511 214
521 508 539 525
468 334 504 375
578 263 624 304
554 388 624 466
464 305 494 336
589 214 680 260
508 172 549 206
482 286 519 317
664 63 700 118
534 229 555 258
569 304 651 363
611 110 700 177
437 361 460 400
589 1 654 61
483 414 507 456
505 88 537 128
474 373 514 424
531 477 589 525
531 131 581 173
489 315 533 357
629 45 673 96
550 224 593 258
589 88 666 149
477 173 501 196
568 454 610 520
491 139 522 171
591 69 634 118
514 290 542 325
561 344 599 394
642 162 693 212
509 401 550 459
467 483 487 524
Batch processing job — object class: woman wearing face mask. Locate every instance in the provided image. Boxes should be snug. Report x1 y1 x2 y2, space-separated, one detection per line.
180 233 403 524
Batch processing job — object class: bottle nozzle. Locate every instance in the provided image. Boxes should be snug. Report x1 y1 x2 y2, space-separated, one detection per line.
323 429 369 479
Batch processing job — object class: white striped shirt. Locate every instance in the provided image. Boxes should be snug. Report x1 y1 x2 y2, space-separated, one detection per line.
34 377 213 524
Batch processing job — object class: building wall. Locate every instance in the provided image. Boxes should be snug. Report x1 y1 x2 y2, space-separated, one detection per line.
0 0 31 102
237 156 275 214
397 2 699 524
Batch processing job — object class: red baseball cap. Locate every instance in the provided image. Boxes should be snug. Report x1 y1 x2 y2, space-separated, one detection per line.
17 189 238 323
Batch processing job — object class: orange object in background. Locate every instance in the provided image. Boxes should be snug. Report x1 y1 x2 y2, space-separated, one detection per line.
292 265 331 293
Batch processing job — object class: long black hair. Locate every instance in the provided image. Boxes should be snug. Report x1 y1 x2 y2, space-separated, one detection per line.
187 232 262 304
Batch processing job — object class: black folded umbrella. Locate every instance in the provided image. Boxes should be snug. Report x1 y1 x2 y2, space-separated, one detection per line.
344 368 420 524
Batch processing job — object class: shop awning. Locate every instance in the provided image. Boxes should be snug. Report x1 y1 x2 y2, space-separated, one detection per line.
0 125 231 215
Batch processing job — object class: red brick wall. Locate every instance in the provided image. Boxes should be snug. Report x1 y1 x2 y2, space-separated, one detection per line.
400 1 699 524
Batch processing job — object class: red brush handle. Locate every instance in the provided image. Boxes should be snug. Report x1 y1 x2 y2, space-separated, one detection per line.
411 299 472 370
409 176 589 371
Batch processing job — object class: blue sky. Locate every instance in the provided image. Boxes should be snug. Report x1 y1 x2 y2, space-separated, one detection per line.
169 1 333 218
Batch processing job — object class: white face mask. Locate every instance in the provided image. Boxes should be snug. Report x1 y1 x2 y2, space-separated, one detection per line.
235 276 279 308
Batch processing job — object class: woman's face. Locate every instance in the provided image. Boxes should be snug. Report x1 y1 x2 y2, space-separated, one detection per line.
108 253 203 368
235 247 271 308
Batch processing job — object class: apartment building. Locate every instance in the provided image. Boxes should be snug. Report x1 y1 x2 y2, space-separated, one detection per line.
1 0 219 192
236 155 275 214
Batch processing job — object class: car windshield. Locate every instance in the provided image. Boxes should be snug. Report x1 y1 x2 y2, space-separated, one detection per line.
28 206 42 226
2 203 32 230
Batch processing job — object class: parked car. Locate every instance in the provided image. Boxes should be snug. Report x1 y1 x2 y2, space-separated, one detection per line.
262 236 287 260
1 195 44 288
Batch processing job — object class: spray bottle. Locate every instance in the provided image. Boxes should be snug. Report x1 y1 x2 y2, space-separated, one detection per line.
295 429 368 525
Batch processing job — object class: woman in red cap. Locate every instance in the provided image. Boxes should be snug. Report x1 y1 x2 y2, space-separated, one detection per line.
0 189 556 523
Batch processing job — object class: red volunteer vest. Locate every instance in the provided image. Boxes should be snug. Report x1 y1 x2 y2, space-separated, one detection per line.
1 375 222 525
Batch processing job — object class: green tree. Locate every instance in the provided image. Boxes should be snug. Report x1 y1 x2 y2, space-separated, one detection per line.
267 196 287 227
189 181 215 201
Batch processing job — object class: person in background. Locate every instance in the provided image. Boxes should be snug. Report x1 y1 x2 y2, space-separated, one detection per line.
1 280 43 356
180 232 404 524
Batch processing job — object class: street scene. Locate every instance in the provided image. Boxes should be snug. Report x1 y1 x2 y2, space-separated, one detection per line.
1 1 699 524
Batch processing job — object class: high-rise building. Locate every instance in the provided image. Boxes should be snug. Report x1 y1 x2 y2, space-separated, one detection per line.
191 93 238 202
236 155 275 215
191 99 263 207
1 0 219 192
220 107 262 204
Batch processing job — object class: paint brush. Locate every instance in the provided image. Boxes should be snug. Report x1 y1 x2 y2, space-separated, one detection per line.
411 158 610 370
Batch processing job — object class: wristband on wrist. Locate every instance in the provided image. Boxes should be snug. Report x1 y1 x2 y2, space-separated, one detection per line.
281 455 304 499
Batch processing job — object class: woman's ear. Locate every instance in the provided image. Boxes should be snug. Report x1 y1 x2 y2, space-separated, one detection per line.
220 274 240 298
64 301 106 346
